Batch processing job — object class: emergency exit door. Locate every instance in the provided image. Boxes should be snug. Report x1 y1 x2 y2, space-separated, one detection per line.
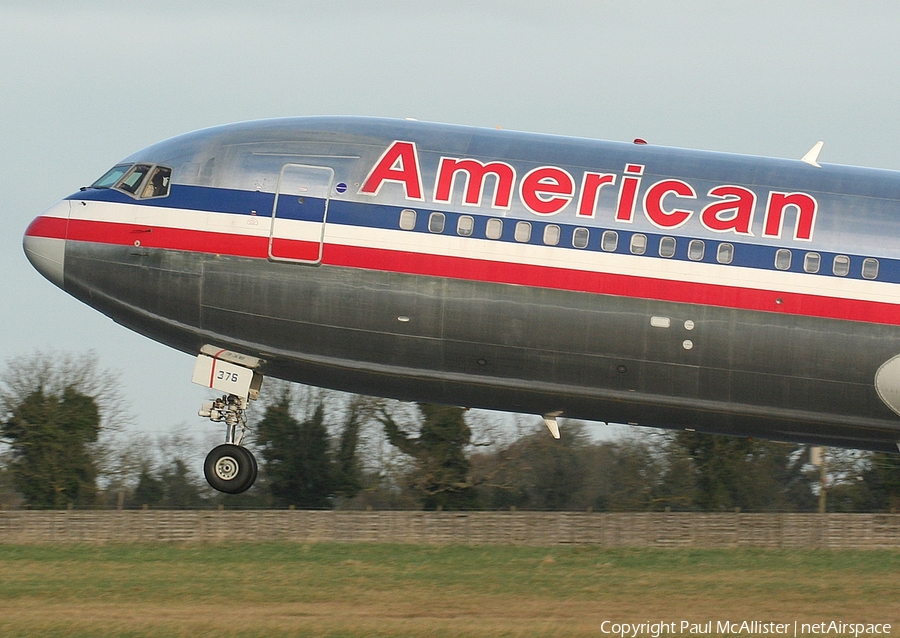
269 164 334 263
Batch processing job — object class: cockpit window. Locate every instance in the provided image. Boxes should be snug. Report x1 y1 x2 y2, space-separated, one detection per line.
116 164 153 195
89 163 172 198
140 166 171 198
91 164 132 188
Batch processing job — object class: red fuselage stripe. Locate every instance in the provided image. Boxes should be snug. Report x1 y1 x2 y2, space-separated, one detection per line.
24 215 68 239
29 216 900 325
323 244 897 324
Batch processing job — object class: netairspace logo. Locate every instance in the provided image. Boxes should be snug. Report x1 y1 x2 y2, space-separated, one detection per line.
598 620 892 638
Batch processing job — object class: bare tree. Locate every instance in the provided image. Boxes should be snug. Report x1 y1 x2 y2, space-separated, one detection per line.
0 351 127 508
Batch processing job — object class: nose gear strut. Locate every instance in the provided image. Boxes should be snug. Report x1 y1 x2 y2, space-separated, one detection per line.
199 394 249 446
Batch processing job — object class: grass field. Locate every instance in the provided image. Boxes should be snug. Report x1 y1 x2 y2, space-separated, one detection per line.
0 544 898 637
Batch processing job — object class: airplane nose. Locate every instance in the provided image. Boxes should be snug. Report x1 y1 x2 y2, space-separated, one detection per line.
23 233 65 289
23 201 69 290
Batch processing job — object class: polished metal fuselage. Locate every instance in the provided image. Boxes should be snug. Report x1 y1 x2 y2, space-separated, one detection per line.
26 117 900 451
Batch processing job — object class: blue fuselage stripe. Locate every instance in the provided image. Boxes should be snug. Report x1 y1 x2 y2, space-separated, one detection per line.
68 185 900 285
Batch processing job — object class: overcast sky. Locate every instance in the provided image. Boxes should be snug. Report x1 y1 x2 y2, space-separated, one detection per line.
3 1 900 442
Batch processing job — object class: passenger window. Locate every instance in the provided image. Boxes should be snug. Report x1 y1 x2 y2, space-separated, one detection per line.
803 252 820 274
140 166 171 198
602 230 619 252
486 218 503 240
515 221 532 243
630 233 647 255
688 240 705 261
775 249 792 270
862 258 879 280
399 209 417 230
833 255 850 277
428 212 445 233
543 224 560 246
116 164 153 195
457 215 474 237
717 243 734 265
659 237 676 258
572 227 589 249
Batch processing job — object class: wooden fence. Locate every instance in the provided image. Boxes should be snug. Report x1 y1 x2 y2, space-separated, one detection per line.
1 511 899 548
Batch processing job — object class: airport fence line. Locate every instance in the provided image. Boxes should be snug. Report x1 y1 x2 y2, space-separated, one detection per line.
1 511 900 548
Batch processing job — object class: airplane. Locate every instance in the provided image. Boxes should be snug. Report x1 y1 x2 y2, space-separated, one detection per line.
22 116 900 494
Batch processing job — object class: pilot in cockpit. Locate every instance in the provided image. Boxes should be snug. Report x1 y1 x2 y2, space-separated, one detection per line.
141 167 170 198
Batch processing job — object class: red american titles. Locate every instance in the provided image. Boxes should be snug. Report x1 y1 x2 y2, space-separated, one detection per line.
360 140 818 241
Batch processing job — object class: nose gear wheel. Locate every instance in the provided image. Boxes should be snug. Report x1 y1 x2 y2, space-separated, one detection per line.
204 443 258 494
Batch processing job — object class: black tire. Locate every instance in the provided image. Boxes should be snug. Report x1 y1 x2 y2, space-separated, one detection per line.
247 446 259 487
204 444 257 494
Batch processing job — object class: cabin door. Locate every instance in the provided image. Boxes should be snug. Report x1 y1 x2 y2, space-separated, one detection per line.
269 164 334 264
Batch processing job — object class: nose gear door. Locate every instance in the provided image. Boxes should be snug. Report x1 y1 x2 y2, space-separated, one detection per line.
269 164 334 264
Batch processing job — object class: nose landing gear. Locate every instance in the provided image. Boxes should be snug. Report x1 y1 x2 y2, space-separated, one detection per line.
200 394 259 494
192 348 264 495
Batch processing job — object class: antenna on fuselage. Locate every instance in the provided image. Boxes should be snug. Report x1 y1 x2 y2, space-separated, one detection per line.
801 141 825 168
542 411 563 439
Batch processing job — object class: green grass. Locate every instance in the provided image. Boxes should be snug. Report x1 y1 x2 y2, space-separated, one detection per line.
0 544 898 637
